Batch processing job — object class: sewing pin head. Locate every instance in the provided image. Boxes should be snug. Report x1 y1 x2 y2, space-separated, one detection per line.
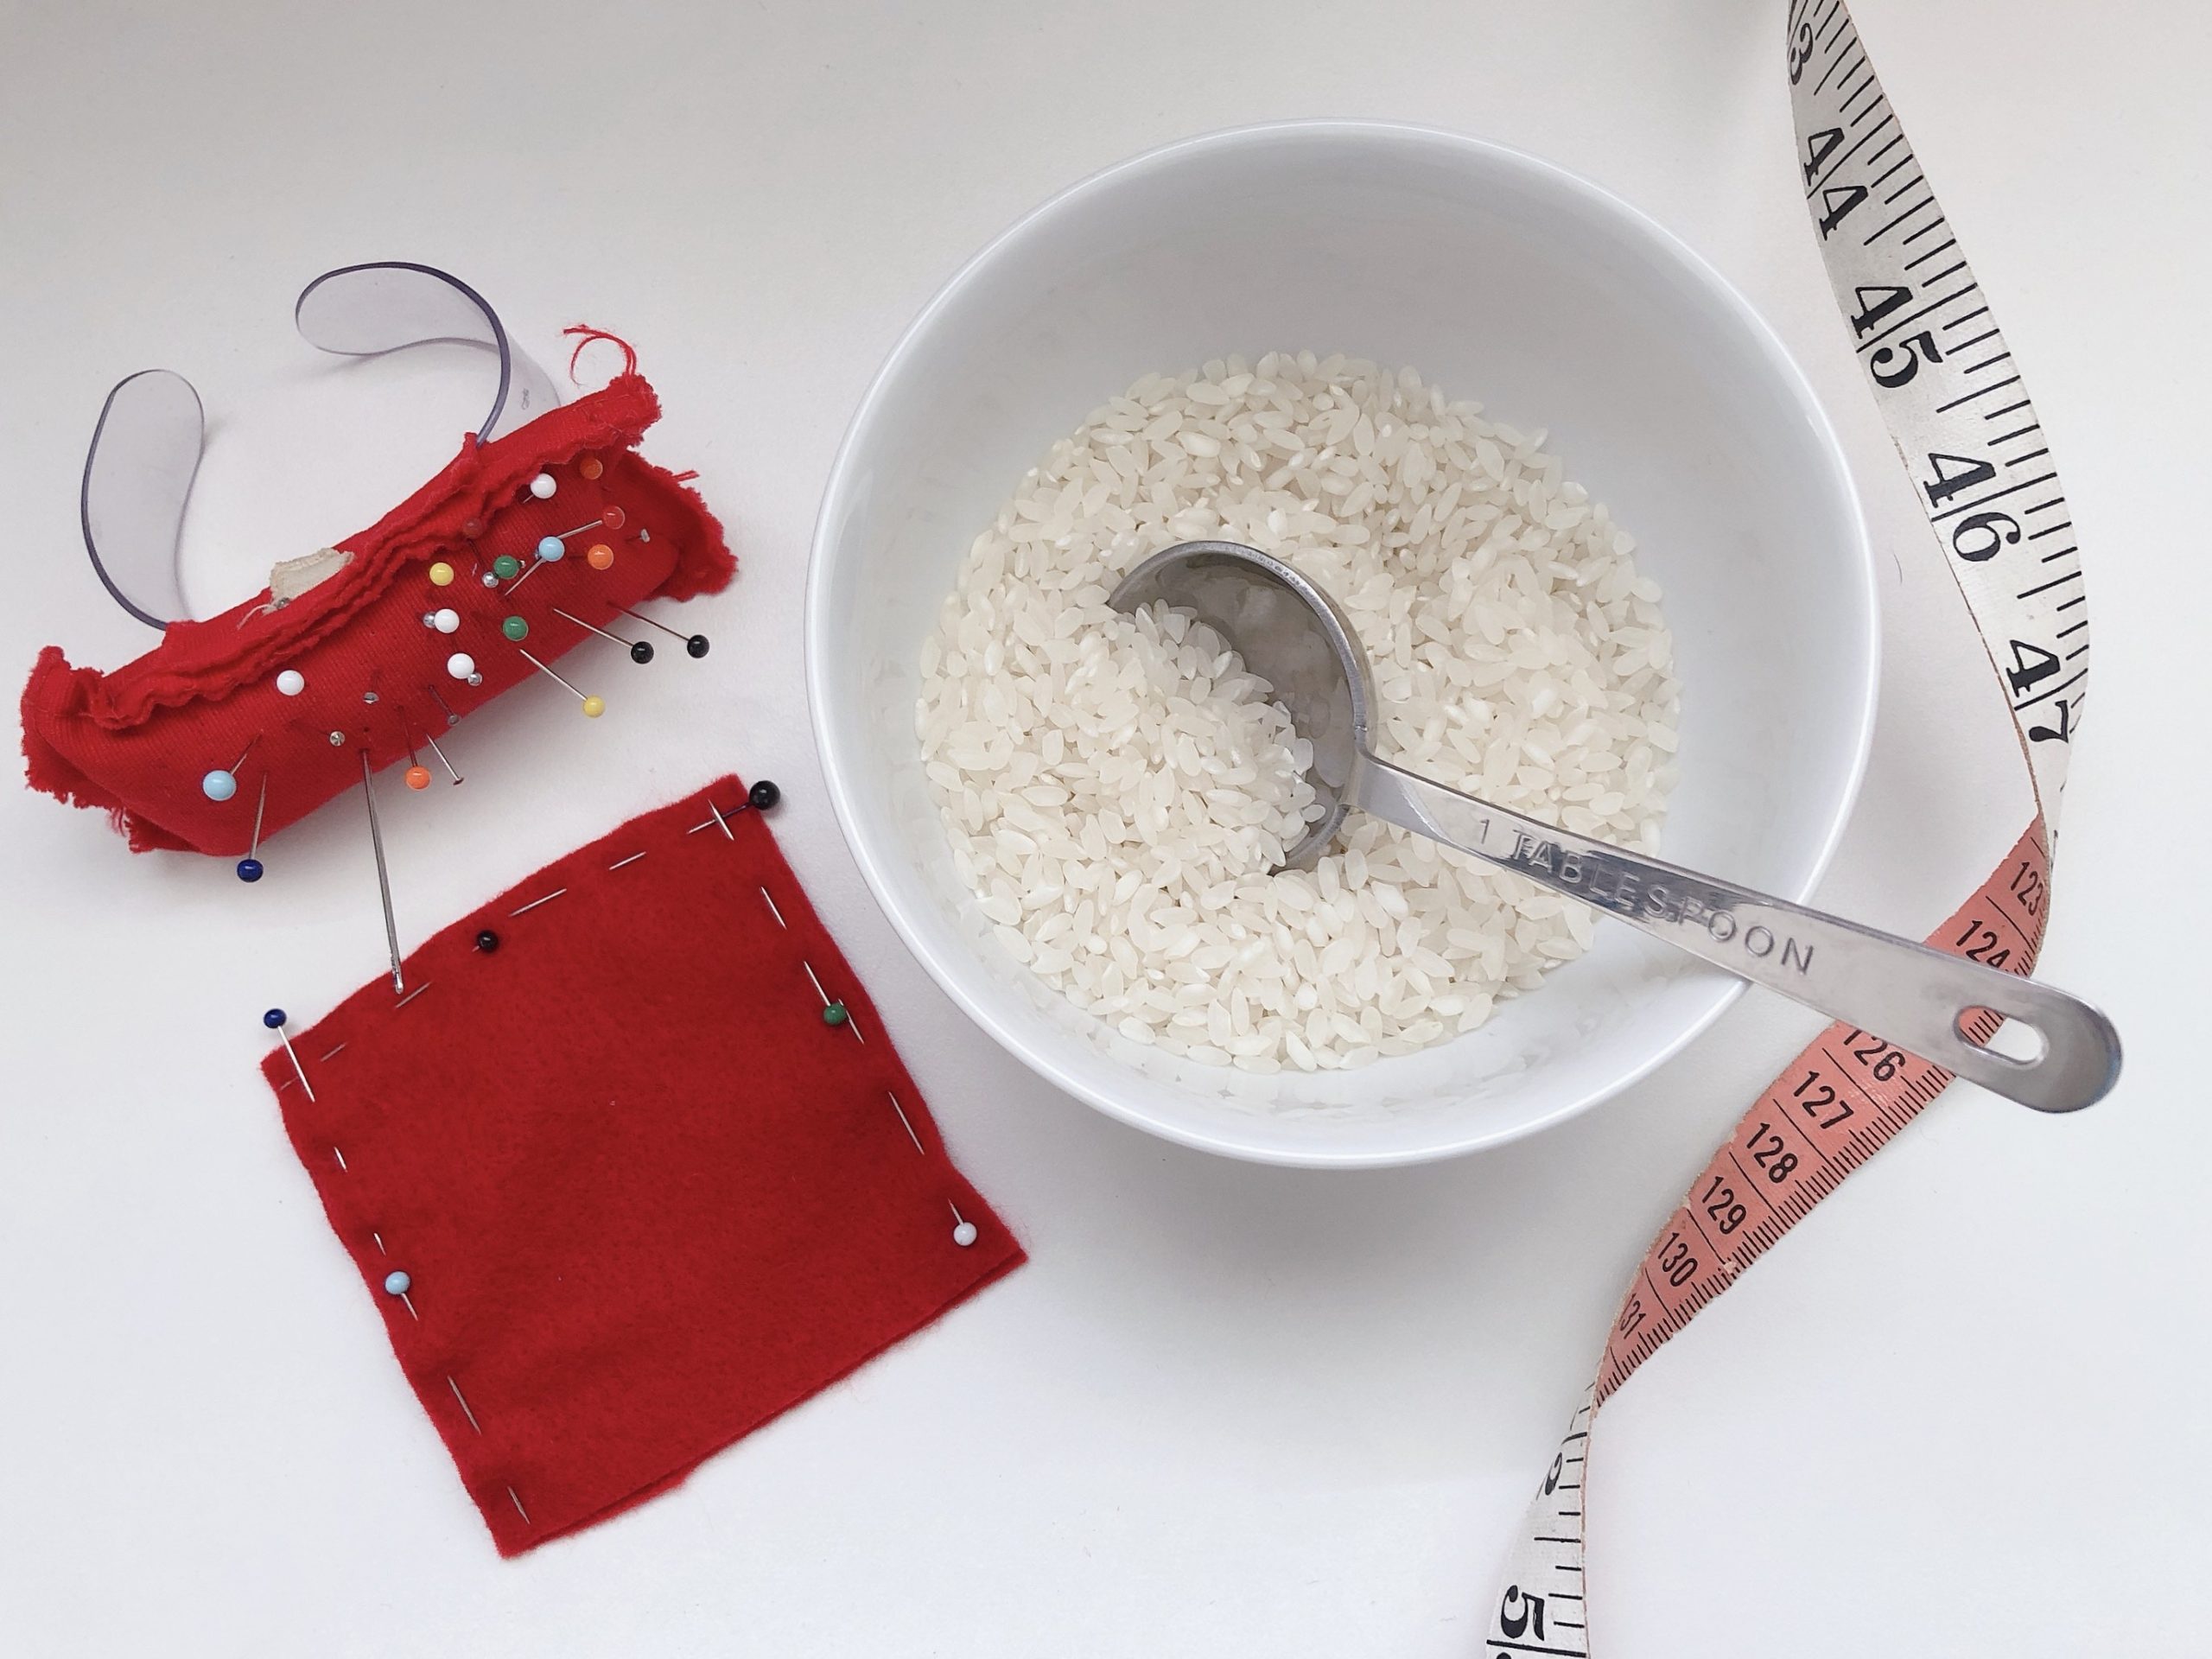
264 1007 315 1102
615 604 709 658
515 647 604 716
201 734 262 800
236 772 269 881
550 607 652 664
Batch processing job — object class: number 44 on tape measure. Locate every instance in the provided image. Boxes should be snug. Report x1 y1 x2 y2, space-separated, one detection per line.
1484 3 2106 1650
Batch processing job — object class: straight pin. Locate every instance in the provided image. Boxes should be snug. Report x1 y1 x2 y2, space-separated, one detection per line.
510 887 568 917
264 1008 315 1103
423 730 463 785
886 1091 925 1154
359 751 404 993
552 517 603 540
802 961 832 1006
237 773 269 882
708 799 734 840
428 686 461 728
202 732 263 802
552 606 653 664
613 604 709 658
516 649 604 717
447 1376 484 1435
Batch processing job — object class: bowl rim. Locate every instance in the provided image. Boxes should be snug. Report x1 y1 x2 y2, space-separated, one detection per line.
805 118 1879 1168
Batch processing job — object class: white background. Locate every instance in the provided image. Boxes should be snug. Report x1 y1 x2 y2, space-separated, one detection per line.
2 1 2203 1653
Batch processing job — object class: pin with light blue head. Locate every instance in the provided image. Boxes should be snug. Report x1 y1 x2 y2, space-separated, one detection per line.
201 734 262 802
264 1007 315 1101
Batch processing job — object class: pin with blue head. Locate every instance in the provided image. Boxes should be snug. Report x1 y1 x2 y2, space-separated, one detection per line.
264 1007 315 1101
236 772 269 882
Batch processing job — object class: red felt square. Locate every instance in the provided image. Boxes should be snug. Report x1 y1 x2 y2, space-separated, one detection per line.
259 777 1022 1554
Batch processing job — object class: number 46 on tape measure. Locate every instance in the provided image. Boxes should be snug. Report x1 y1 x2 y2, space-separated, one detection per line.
1484 4 2108 1651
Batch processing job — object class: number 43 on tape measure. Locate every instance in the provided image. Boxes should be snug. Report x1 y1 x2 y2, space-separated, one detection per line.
1484 3 2113 1650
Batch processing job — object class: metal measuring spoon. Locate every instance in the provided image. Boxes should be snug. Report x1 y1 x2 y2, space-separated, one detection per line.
1108 540 2120 1113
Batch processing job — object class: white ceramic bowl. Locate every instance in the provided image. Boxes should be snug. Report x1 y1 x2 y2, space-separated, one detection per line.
808 122 1875 1167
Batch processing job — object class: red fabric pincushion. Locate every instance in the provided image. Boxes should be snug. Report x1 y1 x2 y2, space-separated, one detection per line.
258 777 1023 1554
22 371 733 855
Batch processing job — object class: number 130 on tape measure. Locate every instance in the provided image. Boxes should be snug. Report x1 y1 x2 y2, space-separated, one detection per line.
1484 4 2105 1651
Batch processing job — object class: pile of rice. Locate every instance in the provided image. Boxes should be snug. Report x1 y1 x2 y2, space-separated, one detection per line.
916 353 1680 1072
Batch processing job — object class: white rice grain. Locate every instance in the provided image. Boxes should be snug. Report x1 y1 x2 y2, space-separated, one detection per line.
917 354 1681 1072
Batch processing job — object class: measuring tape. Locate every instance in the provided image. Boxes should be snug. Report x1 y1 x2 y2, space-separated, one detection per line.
1484 3 2088 1649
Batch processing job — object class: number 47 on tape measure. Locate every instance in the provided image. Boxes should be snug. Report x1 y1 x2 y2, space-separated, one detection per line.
1484 3 2113 1651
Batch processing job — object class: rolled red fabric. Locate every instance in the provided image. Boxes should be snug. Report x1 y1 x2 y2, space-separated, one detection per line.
259 776 1023 1554
22 372 733 855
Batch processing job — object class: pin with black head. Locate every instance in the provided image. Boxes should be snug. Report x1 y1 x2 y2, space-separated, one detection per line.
550 606 653 664
614 604 709 659
688 779 781 837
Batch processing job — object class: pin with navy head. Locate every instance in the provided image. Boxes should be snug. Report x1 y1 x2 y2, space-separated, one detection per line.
264 1007 315 1102
614 604 709 658
236 771 268 882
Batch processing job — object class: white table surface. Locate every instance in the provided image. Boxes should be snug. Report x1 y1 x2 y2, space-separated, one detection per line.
3 2 2203 1653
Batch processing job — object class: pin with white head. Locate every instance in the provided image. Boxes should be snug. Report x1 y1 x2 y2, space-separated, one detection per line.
264 1007 315 1102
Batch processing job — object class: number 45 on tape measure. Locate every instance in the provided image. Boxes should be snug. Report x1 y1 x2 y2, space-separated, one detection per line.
1484 4 2111 1651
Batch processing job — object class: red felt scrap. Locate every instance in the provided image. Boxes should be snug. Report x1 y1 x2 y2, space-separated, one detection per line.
22 370 734 855
258 777 1023 1554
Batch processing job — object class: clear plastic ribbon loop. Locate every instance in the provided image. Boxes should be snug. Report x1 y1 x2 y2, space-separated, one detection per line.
80 264 556 627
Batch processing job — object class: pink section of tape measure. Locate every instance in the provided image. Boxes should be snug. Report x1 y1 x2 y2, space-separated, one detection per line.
1484 1 2093 1648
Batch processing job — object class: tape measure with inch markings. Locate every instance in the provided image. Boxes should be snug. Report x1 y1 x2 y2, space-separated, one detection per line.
1483 3 2092 1650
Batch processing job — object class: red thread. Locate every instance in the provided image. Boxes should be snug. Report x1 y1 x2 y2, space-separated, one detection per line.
563 325 639 384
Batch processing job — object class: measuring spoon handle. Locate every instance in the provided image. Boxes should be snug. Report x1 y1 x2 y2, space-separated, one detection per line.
1353 756 2120 1112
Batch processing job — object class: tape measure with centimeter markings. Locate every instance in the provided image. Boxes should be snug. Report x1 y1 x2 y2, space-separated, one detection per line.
1483 3 2090 1650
